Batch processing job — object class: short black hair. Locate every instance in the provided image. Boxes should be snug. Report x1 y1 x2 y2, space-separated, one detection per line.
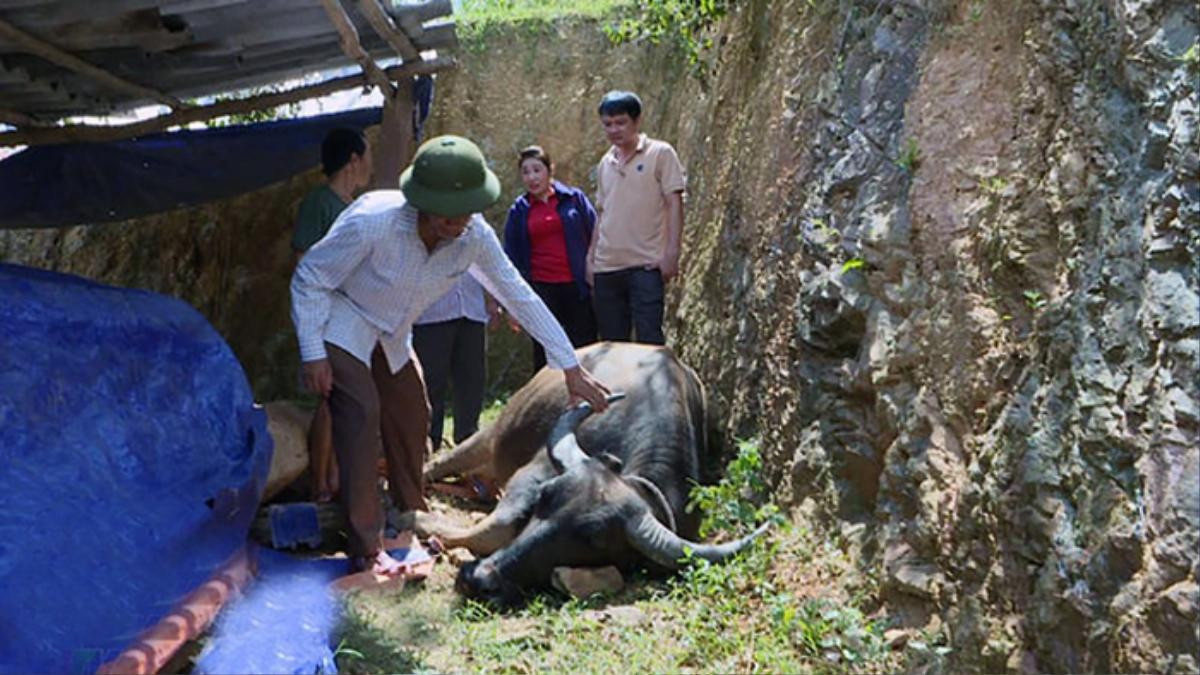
321 127 367 177
597 90 642 120
517 145 552 172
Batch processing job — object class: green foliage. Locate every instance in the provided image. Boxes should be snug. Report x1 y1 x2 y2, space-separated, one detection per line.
841 257 865 274
457 0 626 21
771 596 890 665
687 438 778 538
336 599 430 673
198 85 301 128
604 0 731 83
895 137 921 172
331 638 364 663
1023 289 1047 311
455 0 630 52
978 175 1008 195
1177 42 1199 66
967 0 985 22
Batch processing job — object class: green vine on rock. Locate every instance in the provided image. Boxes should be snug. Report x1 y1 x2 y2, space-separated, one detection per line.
605 0 732 84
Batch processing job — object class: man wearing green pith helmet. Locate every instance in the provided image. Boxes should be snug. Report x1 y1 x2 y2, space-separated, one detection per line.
291 135 614 577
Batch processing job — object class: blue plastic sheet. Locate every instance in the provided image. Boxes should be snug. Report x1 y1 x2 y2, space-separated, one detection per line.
196 544 432 675
195 549 344 675
0 107 382 229
0 263 272 674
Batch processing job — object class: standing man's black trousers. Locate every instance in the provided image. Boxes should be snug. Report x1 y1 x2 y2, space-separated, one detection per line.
592 267 665 345
412 318 486 447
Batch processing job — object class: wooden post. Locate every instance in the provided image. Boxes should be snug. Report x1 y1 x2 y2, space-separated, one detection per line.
373 79 415 189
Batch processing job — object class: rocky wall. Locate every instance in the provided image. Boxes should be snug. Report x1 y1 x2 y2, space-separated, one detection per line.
0 171 312 400
664 0 1198 671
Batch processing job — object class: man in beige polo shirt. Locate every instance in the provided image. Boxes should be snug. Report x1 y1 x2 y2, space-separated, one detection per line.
587 90 686 345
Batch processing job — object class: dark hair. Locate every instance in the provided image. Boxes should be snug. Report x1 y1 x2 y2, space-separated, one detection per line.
517 145 552 172
321 127 367 177
597 90 642 119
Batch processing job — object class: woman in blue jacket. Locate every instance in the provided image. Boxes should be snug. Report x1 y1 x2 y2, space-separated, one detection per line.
503 145 598 370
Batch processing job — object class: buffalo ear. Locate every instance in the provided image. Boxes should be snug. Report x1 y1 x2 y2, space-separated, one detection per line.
597 452 623 473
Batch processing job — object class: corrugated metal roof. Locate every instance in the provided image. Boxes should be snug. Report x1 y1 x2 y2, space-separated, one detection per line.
0 0 454 123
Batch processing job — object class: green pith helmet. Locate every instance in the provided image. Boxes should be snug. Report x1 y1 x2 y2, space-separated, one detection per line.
399 135 501 217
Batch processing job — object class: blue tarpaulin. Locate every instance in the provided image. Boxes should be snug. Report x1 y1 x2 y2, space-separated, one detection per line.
0 263 273 674
195 543 432 675
0 107 382 230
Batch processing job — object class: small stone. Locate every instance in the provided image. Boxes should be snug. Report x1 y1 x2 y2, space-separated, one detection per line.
551 565 624 598
448 547 475 566
884 628 910 650
262 401 312 503
600 605 646 626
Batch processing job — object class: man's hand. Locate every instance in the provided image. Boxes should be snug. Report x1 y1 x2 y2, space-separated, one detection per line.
585 257 595 287
657 253 680 283
506 314 522 333
302 359 333 398
486 298 503 332
564 366 612 412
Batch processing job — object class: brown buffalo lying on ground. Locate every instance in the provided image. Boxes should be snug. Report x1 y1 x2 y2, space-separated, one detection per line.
404 342 766 605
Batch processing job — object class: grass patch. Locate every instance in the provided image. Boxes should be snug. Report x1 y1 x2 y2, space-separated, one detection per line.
455 0 633 50
338 441 902 672
457 0 629 24
439 397 508 447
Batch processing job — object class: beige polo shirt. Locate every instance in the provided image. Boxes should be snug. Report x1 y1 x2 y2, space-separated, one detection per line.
593 134 686 272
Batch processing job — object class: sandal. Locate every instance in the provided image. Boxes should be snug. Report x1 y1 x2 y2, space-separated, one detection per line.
352 550 405 576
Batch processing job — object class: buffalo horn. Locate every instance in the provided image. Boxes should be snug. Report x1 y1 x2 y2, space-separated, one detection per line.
623 509 769 570
546 392 626 473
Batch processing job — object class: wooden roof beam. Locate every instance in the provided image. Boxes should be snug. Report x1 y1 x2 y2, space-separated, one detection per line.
387 1 453 41
0 16 183 109
158 0 252 12
412 22 457 52
0 55 454 146
0 57 103 108
319 0 394 96
386 0 452 24
355 0 419 62
0 106 41 126
31 10 195 53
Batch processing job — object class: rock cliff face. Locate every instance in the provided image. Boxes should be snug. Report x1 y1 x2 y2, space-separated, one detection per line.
660 0 1197 671
0 1 1194 669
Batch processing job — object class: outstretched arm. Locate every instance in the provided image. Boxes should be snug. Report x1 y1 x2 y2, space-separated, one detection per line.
470 222 612 410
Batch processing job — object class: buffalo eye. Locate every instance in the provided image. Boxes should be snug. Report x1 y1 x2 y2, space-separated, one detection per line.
597 453 623 473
